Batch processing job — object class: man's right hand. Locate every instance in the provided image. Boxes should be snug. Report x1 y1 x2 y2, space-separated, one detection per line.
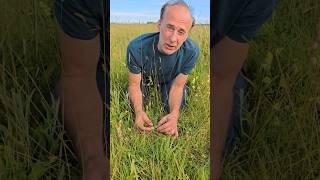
134 111 153 132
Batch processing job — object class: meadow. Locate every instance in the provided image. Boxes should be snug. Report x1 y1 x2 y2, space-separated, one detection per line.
110 24 210 179
0 0 81 179
0 0 319 179
223 1 320 179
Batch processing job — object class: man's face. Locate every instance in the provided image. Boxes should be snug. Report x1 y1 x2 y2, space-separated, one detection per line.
157 5 192 55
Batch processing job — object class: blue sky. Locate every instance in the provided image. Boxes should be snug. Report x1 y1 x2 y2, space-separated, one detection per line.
110 0 210 24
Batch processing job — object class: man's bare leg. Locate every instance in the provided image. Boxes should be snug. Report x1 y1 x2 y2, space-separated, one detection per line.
212 37 249 180
58 30 107 180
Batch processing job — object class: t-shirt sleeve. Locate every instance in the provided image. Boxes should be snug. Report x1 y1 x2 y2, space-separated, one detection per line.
53 0 100 40
126 44 142 74
181 44 200 75
227 0 278 43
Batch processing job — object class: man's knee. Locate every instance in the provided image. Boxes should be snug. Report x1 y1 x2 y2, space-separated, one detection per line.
61 66 97 78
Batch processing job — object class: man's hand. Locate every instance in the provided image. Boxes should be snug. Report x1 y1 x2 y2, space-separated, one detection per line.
134 111 153 132
157 113 179 137
128 72 153 133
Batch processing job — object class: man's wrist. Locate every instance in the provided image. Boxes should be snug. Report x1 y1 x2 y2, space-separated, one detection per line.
135 109 144 114
170 110 180 118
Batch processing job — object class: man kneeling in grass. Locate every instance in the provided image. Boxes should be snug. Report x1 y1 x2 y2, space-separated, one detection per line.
126 0 199 137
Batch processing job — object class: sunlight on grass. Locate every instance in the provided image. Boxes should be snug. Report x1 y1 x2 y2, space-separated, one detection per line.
110 23 210 179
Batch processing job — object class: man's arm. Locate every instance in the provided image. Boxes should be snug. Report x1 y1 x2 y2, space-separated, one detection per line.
168 73 188 115
212 36 249 180
157 73 188 136
128 72 153 132
128 72 144 113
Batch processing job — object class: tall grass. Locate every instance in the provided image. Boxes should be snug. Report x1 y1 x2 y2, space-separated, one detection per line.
0 0 80 179
1 0 319 179
223 0 320 179
110 24 210 179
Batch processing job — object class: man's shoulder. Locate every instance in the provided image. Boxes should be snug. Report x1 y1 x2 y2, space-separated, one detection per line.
181 38 200 55
128 32 159 50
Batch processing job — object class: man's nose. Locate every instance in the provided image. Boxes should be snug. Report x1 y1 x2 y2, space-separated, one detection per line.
168 31 178 42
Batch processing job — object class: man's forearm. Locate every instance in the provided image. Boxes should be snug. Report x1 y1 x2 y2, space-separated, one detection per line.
128 85 144 113
168 84 184 115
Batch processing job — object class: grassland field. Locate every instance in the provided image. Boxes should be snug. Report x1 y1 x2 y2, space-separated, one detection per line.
0 0 320 179
110 23 210 179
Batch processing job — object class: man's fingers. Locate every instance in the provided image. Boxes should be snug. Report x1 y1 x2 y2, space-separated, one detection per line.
134 122 152 132
162 128 178 137
164 130 173 135
134 123 140 129
157 122 171 132
145 118 153 126
168 129 176 136
174 130 178 137
160 127 172 135
142 114 153 126
139 126 152 132
160 126 173 134
158 116 168 127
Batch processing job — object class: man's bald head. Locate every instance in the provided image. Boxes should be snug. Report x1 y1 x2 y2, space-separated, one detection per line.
160 0 195 27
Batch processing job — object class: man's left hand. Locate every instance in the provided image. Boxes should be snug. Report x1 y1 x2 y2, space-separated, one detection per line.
157 113 179 137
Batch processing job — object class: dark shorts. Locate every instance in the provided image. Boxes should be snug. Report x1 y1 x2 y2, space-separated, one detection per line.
212 0 278 46
53 0 103 40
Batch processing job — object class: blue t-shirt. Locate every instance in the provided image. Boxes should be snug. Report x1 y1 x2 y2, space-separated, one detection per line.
211 0 278 47
126 32 200 84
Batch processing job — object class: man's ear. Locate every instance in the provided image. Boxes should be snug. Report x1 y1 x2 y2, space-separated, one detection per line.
157 20 161 31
